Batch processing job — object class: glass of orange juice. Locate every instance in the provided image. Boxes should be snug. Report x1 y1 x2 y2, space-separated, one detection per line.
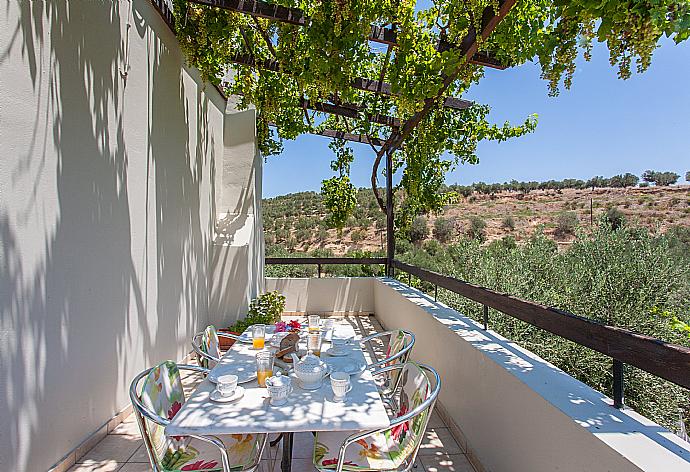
256 351 274 387
308 315 321 333
307 332 322 357
252 324 266 350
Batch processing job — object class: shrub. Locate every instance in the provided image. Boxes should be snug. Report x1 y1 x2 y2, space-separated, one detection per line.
466 216 487 241
398 226 690 431
433 217 455 243
229 291 286 333
604 207 626 230
409 216 429 244
423 239 442 256
554 211 578 238
502 215 515 231
351 229 365 243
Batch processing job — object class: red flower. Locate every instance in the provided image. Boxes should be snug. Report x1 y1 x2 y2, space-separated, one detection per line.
287 320 301 330
167 401 182 420
322 458 355 466
390 405 410 441
181 460 219 470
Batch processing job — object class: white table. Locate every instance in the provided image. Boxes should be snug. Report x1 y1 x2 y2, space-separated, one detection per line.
166 321 390 471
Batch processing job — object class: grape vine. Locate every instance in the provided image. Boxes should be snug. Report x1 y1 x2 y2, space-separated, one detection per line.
171 0 689 227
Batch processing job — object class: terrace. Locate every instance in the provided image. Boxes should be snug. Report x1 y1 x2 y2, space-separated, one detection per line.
2 0 689 472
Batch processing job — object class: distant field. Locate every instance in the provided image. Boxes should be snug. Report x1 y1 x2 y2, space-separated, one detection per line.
262 185 690 254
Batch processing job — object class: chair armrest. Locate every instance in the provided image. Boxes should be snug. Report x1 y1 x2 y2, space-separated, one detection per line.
359 330 396 344
191 332 221 364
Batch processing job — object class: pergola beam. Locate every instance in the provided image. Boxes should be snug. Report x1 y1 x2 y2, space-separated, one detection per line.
188 0 504 69
268 123 384 146
229 54 473 111
302 99 401 127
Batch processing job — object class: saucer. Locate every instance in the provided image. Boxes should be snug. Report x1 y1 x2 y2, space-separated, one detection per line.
210 386 245 403
324 357 366 376
326 347 349 357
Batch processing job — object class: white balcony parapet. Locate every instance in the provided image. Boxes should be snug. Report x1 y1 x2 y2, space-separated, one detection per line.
268 276 690 472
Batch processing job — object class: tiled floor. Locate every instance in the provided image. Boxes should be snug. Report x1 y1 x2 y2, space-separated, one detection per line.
68 315 477 472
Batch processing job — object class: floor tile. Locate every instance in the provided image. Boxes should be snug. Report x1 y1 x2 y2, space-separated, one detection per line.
419 453 475 472
427 411 446 429
259 457 318 471
126 444 150 463
417 428 462 456
110 417 140 436
267 432 316 459
77 435 140 463
117 464 151 472
66 460 122 472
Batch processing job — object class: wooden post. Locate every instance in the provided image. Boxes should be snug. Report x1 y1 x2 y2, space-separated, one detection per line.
386 149 394 276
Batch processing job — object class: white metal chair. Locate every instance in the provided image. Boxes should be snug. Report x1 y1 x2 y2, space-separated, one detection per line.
130 361 267 472
312 362 441 472
192 325 250 369
359 329 415 371
360 329 415 401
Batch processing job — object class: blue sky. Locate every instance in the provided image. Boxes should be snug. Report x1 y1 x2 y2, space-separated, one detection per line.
262 38 690 198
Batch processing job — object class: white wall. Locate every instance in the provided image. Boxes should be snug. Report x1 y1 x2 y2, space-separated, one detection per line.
373 278 690 472
209 98 264 326
0 1 231 469
265 278 375 313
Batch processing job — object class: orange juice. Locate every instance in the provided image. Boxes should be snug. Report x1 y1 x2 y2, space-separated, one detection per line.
257 369 273 387
253 337 265 349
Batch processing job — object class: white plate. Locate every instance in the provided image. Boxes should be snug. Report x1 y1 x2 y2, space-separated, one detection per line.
325 347 349 357
209 364 258 384
210 386 245 403
324 357 367 376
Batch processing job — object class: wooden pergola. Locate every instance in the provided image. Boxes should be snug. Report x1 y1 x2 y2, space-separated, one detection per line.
153 0 518 274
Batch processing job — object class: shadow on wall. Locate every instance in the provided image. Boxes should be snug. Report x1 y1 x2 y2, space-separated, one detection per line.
0 1 218 470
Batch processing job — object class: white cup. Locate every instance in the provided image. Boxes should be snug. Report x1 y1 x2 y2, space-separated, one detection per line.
216 374 238 397
330 371 352 402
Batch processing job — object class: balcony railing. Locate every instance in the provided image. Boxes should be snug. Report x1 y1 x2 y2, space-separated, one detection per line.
265 257 690 408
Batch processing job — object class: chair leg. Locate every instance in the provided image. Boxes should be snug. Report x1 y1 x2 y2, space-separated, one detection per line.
270 433 284 447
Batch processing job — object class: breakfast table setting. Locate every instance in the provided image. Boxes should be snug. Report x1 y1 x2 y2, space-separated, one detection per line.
166 316 391 472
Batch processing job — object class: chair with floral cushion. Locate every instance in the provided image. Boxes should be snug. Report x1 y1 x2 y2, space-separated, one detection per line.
359 330 415 371
192 325 249 369
359 329 415 401
130 361 267 471
312 362 440 472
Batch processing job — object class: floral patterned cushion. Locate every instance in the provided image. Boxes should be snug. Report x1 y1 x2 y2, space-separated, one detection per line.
157 433 261 471
138 361 262 471
385 330 409 365
382 330 411 388
314 363 432 471
198 325 221 369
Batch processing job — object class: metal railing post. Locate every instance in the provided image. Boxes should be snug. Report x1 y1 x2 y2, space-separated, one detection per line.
483 305 489 330
434 285 438 301
613 359 624 408
317 264 321 278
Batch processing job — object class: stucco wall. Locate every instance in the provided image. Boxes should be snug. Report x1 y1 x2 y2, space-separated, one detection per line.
0 1 228 469
373 278 690 472
209 99 264 326
265 278 375 313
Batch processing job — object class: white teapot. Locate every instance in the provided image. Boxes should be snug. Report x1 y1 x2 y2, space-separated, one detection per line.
290 350 329 390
